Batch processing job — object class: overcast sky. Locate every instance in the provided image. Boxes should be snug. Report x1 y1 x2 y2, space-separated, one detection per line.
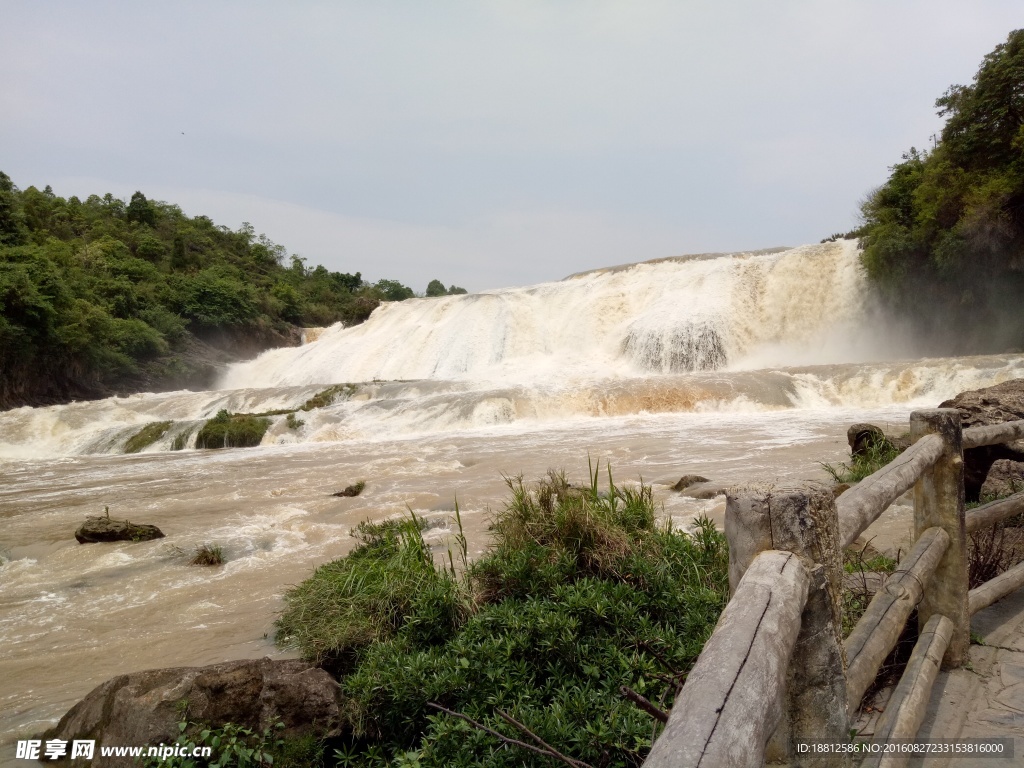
2 2 1021 291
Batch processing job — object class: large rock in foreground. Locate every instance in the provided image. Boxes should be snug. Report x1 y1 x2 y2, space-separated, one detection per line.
43 658 345 767
940 379 1024 500
75 516 164 544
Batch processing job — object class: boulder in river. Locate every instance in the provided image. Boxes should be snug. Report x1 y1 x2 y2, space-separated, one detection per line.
940 379 1024 501
846 423 908 459
75 516 164 544
672 474 710 492
42 658 346 767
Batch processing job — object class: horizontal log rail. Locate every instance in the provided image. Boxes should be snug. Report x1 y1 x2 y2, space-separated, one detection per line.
965 491 1024 533
962 419 1024 449
646 411 1024 766
837 434 944 547
860 614 954 768
844 527 949 711
644 551 808 768
969 560 1024 615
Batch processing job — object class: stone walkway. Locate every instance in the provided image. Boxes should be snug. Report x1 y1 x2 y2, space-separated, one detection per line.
857 586 1024 766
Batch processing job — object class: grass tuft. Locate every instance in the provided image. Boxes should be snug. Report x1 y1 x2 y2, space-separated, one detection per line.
821 434 901 484
300 384 356 411
190 543 225 566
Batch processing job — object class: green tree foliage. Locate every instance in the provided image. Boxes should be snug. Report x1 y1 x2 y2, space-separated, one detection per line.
860 29 1024 350
0 175 452 408
426 279 468 297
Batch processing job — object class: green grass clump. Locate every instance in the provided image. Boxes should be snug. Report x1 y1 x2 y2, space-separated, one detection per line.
195 410 271 449
124 421 173 453
286 412 305 429
277 461 729 766
300 384 356 411
822 434 901 485
190 544 224 566
276 515 465 675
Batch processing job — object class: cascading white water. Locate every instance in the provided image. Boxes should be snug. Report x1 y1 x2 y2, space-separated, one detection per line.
4 241 1024 459
221 242 871 388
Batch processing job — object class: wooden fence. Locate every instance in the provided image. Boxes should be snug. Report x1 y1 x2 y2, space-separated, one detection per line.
644 408 1024 768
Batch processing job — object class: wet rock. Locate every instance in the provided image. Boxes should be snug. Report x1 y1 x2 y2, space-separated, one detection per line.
672 474 710 492
847 423 885 458
940 379 1024 501
331 481 365 498
980 459 1024 500
679 482 727 500
75 517 164 544
42 658 346 767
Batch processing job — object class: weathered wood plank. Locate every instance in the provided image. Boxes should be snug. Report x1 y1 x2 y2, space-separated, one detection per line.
965 491 1024 533
845 527 949 711
962 419 1024 449
911 409 969 667
969 560 1024 615
644 550 808 768
860 614 954 768
837 434 944 548
725 484 849 766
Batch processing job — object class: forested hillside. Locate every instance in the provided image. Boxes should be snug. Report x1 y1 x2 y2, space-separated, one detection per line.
857 29 1024 352
0 175 430 408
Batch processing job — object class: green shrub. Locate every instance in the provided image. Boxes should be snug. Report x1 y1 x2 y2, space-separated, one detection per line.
278 461 729 766
124 420 173 453
195 409 271 449
276 515 466 674
285 412 304 429
821 434 901 484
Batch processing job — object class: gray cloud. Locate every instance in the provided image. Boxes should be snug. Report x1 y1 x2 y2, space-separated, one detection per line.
2 1 1020 291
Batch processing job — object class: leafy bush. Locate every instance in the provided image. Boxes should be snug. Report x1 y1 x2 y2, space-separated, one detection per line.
277 462 729 766
195 410 271 449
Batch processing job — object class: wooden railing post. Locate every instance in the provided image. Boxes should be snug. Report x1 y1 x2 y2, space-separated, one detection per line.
910 408 968 667
726 484 850 766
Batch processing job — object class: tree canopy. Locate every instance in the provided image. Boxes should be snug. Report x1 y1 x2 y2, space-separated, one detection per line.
858 29 1024 350
0 175 462 407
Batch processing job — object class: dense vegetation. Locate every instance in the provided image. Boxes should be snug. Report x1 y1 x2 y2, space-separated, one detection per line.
275 465 729 767
857 29 1024 351
0 175 452 408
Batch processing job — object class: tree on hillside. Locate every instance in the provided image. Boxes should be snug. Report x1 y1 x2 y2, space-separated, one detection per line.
425 279 447 297
859 28 1024 350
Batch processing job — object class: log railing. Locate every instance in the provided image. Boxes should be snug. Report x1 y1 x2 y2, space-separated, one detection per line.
645 411 1024 767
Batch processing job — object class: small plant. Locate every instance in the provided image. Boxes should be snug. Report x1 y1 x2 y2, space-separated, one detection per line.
124 421 173 453
300 384 356 411
140 720 285 768
821 434 900 485
285 412 304 430
171 429 193 451
191 544 225 566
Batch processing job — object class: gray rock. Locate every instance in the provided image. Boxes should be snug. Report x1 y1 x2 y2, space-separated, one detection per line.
672 474 710 492
42 657 345 767
980 459 1024 501
679 482 727 500
940 379 1024 500
75 517 164 544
